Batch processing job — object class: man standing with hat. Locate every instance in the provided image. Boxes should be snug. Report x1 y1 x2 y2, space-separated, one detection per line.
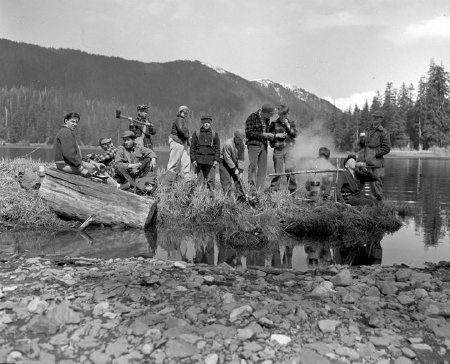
360 110 391 201
190 115 220 191
128 104 156 149
245 103 275 190
114 130 157 193
268 104 298 194
167 105 191 179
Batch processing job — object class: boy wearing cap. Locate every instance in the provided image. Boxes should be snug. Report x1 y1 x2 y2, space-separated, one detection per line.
167 105 191 178
360 111 391 200
268 105 298 194
128 104 156 149
245 104 275 190
190 115 220 191
219 129 246 200
115 131 158 193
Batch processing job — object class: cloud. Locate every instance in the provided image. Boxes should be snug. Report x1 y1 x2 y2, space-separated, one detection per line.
405 16 450 40
388 15 450 44
325 91 376 111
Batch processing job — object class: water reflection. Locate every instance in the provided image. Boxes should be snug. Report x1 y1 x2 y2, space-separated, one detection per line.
0 225 386 270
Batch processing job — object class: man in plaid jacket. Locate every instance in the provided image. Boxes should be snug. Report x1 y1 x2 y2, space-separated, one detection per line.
268 105 298 193
245 104 275 190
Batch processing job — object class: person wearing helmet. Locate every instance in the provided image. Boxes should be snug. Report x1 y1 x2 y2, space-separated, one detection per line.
167 105 191 179
128 104 156 149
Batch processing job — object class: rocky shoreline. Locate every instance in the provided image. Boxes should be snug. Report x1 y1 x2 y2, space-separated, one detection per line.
1 256 449 364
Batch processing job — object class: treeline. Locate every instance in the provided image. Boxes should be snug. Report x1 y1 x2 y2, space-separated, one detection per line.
328 60 450 151
0 86 247 146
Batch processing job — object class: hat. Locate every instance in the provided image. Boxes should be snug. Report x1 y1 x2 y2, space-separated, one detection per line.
201 115 212 122
278 105 290 115
234 129 245 140
261 104 274 113
371 110 384 119
98 137 112 146
318 147 330 159
343 154 357 166
121 131 136 139
178 105 189 113
64 112 80 121
137 104 149 111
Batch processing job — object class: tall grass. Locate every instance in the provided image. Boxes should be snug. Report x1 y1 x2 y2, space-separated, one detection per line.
0 158 411 246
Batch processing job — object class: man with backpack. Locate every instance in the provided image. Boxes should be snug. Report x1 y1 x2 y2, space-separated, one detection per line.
190 115 220 191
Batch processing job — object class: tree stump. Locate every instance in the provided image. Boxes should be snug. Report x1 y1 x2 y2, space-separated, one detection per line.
39 168 156 229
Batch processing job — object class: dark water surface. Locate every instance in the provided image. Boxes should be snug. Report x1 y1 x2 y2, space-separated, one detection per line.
1 147 450 268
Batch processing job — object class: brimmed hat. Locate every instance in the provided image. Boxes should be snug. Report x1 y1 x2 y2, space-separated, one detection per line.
122 131 136 139
371 110 384 119
343 154 357 166
261 104 274 113
137 104 149 111
201 115 212 122
98 137 112 146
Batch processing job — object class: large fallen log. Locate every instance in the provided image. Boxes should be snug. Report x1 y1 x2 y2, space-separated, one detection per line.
39 168 156 229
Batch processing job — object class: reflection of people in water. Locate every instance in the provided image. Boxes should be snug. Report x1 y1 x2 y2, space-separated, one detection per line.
333 232 383 266
304 241 332 267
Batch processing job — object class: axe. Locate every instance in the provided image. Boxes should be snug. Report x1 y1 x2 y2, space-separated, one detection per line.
115 110 152 127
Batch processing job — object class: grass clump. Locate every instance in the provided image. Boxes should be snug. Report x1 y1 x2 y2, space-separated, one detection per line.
0 158 77 231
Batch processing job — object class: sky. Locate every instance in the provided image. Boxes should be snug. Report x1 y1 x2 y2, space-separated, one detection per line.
1 0 450 110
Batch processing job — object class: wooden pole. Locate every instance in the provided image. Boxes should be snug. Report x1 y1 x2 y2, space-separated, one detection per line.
268 168 346 177
78 215 96 231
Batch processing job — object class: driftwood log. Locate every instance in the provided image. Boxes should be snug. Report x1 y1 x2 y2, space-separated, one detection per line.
39 168 156 229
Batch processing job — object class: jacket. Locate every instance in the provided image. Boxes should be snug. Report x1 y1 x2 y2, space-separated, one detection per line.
190 127 220 166
268 117 297 150
220 137 245 172
114 144 157 170
245 111 270 148
361 125 391 167
54 126 82 168
336 168 375 203
170 116 190 145
130 115 156 148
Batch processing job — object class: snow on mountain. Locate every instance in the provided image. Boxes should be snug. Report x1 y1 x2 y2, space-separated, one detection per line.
200 62 227 74
254 79 274 88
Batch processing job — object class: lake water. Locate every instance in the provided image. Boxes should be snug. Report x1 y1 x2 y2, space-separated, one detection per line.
1 146 450 268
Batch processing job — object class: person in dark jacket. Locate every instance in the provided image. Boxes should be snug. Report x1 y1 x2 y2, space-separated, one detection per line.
190 115 220 191
336 154 376 206
54 112 94 177
167 105 191 178
359 110 391 200
219 129 246 200
128 104 156 149
114 131 157 193
268 105 298 193
245 104 275 190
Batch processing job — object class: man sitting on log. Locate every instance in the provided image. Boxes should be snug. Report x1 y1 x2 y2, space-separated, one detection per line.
115 131 157 194
54 112 118 186
85 137 117 178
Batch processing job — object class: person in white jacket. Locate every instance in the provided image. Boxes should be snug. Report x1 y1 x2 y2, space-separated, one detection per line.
219 129 246 201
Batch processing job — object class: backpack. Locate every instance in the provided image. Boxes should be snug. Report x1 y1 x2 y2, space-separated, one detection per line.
195 129 216 147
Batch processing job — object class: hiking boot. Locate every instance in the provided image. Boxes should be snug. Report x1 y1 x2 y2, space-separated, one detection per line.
120 182 131 190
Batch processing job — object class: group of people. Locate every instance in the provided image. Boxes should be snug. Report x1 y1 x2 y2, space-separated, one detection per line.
53 103 391 204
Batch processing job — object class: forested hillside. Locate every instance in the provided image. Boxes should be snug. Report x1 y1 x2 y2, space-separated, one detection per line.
0 39 338 146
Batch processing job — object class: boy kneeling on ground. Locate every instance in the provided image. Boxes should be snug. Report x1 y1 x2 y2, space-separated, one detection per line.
114 131 157 194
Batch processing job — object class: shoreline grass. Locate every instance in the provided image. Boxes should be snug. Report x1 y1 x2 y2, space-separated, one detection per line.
0 158 412 248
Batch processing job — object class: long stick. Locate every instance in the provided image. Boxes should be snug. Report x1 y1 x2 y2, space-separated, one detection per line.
78 215 96 231
268 169 346 177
